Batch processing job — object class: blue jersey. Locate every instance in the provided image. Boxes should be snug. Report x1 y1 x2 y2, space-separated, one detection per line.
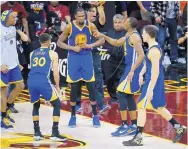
68 20 92 55
124 31 139 66
29 48 52 77
145 44 164 80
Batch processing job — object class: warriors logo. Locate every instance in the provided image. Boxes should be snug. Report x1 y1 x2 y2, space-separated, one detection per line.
1 133 87 148
75 34 87 48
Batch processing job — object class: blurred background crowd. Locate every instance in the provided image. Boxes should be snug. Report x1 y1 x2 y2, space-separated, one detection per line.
1 1 187 101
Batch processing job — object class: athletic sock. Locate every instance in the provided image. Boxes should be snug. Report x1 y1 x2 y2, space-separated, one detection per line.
122 120 128 126
33 121 39 127
169 117 179 127
53 122 59 127
1 112 6 119
91 105 97 116
71 106 76 116
7 103 12 108
131 119 137 126
136 126 144 135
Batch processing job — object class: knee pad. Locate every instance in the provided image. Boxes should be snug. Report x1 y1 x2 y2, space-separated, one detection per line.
70 82 81 102
86 82 96 102
117 92 128 111
51 99 61 116
127 94 136 111
32 101 40 116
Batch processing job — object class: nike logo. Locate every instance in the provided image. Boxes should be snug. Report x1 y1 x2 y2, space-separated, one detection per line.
119 129 127 134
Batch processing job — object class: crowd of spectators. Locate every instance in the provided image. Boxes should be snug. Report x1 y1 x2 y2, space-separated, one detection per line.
1 1 187 79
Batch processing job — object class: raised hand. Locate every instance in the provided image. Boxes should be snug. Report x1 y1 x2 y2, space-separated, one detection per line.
0 64 9 73
93 30 104 38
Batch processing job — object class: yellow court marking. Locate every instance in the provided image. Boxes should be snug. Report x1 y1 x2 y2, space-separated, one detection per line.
1 137 33 148
1 134 88 149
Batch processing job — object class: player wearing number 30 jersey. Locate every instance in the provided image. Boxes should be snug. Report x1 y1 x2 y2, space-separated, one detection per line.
27 33 67 141
28 34 59 103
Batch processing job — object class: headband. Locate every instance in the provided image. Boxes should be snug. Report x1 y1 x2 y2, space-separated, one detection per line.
1 10 14 26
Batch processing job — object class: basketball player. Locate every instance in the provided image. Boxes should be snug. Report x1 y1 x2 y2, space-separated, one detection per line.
27 33 66 141
1 10 27 129
123 25 187 146
57 8 104 128
94 17 145 136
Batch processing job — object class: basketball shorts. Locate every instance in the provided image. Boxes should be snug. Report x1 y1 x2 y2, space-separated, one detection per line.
0 65 23 87
137 78 166 110
67 52 95 83
27 75 59 103
117 64 143 94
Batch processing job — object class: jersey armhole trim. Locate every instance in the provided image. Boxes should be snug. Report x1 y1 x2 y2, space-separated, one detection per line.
49 50 54 62
68 22 72 38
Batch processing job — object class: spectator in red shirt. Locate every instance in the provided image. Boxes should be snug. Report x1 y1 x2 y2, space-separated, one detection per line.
1 2 30 42
49 1 71 31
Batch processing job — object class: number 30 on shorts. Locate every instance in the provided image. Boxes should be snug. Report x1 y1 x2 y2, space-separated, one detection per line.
32 57 46 67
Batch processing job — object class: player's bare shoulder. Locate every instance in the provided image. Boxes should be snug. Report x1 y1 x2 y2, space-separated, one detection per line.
130 32 142 45
50 50 58 61
88 21 98 33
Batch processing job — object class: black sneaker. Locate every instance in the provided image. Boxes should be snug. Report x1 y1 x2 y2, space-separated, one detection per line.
50 129 67 141
9 106 19 113
122 133 143 146
6 116 15 123
173 125 187 143
171 60 179 64
34 130 44 141
170 60 183 67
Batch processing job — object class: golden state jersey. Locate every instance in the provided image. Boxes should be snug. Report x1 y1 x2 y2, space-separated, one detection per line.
68 20 92 55
29 48 52 77
124 31 140 66
117 31 143 94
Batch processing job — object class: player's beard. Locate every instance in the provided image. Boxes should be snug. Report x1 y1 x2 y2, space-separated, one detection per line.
79 21 85 26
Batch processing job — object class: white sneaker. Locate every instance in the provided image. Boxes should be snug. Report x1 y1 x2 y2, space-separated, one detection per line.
177 58 186 64
162 53 171 68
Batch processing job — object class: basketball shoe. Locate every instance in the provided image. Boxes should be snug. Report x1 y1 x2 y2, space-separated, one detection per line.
34 126 44 141
173 124 187 143
68 116 76 128
50 126 67 141
122 133 143 146
93 115 101 128
1 117 14 129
